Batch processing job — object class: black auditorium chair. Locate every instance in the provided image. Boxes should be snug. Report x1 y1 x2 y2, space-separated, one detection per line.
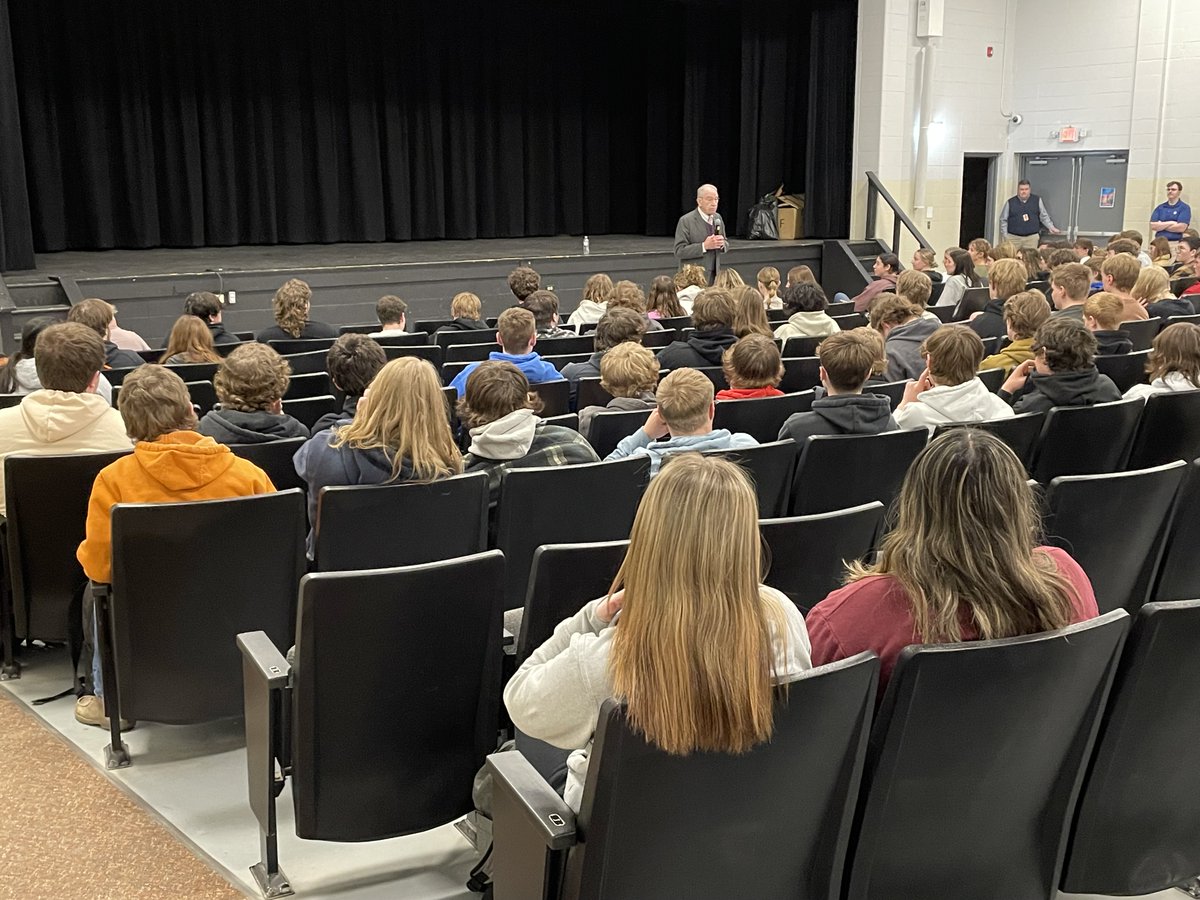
215 341 243 357
790 429 929 516
657 315 691 331
228 437 307 493
185 380 218 416
1094 350 1150 394
336 323 376 335
932 412 1045 473
515 540 629 665
495 457 650 611
1150 458 1200 603
313 470 488 571
540 413 579 431
976 366 1004 393
928 281 946 306
780 357 821 393
979 335 1000 356
413 318 456 334
541 354 592 372
372 332 430 347
864 380 907 409
435 329 498 351
767 308 789 322
759 502 885 614
282 396 339 430
826 301 856 317
1043 462 1186 615
953 285 991 320
713 391 815 443
488 653 879 900
701 441 797 518
233 331 256 342
167 361 219 383
843 611 1129 900
281 350 329 376
136 349 159 363
1060 600 1200 897
382 343 442 365
575 377 613 410
672 366 727 391
1118 318 1160 351
782 336 823 358
1124 388 1200 469
832 313 868 330
1166 313 1200 326
445 342 499 364
102 366 139 386
1031 398 1143 483
442 361 470 386
238 551 504 898
0 393 21 409
641 328 677 348
928 304 956 323
586 408 653 458
97 491 306 767
282 372 332 400
2 450 130 677
536 335 594 356
269 337 338 355
530 379 570 417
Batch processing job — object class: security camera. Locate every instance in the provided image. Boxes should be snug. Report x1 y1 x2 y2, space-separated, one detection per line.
1010 114 1023 126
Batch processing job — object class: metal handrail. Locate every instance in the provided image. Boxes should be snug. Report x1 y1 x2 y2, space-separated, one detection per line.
865 171 933 252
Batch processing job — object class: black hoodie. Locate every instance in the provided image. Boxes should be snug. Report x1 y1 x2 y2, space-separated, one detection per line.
435 318 491 333
966 299 1008 341
655 327 738 370
1093 330 1133 356
1007 367 1123 414
197 408 310 444
778 393 898 446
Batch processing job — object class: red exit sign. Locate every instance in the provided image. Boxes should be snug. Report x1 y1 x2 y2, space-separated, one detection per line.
1059 126 1079 143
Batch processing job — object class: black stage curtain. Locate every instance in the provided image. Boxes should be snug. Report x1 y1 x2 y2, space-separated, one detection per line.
0 0 35 271
0 0 856 264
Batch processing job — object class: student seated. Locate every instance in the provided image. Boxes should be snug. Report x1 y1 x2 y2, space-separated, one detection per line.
159 315 222 365
1049 262 1090 320
508 266 541 306
895 269 940 323
197 343 310 444
1082 293 1134 356
504 452 811 809
1100 254 1148 322
311 333 386 432
67 298 145 369
435 292 490 333
609 281 665 332
850 253 900 312
673 264 707 313
0 316 117 402
999 318 1123 413
255 278 339 343
967 258 1027 340
567 273 614 328
107 307 151 352
806 429 1098 692
656 288 739 370
560 308 647 406
183 290 240 346
646 275 686 320
605 367 757 475
522 289 575 339
778 329 897 445
979 291 1052 375
757 266 783 309
75 365 275 727
1133 266 1192 321
448 307 563 398
716 335 785 400
460 361 599 505
731 286 773 338
0 323 130 517
938 248 985 309
893 326 1014 430
369 295 408 337
772 283 840 340
869 294 940 382
1124 322 1200 399
577 342 659 440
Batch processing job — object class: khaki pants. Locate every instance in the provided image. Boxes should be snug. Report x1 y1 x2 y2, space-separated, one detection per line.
1009 233 1041 250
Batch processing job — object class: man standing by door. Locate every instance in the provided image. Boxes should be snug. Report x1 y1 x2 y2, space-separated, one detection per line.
1150 181 1191 242
998 180 1061 249
674 184 728 286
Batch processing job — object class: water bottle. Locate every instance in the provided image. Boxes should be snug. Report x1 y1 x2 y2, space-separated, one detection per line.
583 235 590 256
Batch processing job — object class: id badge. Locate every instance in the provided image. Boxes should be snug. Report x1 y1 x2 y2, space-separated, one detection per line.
1022 213 1030 222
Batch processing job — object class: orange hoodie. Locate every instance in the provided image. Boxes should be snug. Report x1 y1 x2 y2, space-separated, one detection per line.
76 431 275 584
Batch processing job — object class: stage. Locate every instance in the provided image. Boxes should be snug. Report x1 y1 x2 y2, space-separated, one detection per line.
0 235 828 353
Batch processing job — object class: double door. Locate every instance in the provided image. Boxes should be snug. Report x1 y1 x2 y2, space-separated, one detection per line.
1018 152 1129 242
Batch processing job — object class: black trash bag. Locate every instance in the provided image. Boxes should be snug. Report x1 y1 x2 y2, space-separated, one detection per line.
747 193 780 240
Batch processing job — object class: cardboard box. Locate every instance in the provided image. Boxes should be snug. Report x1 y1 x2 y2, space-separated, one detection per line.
774 188 805 239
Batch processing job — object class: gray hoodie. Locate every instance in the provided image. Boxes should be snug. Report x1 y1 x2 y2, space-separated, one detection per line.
884 317 941 382
778 393 897 446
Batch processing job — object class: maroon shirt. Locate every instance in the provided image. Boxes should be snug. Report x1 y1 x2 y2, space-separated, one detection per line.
807 547 1099 692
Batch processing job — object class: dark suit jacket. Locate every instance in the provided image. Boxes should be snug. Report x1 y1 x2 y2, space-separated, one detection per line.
673 208 729 285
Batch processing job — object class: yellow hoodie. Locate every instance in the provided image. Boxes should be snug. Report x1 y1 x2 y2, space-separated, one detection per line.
76 431 275 583
979 337 1035 376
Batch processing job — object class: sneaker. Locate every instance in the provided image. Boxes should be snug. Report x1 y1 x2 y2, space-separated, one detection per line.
74 694 135 731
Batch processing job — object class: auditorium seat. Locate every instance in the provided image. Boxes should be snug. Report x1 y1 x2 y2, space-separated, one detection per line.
1043 462 1185 614
281 395 339 429
165 361 220 382
759 501 885 614
441 361 469 386
336 323 376 335
540 413 579 432
535 335 594 356
541 353 592 372
237 551 503 897
713 391 815 443
928 305 956 323
864 380 906 409
782 336 823 358
1149 458 1200 603
832 313 868 329
789 429 928 516
2 450 131 677
953 286 991 320
445 342 499 364
1117 318 1160 351
662 366 727 391
233 331 256 342
282 372 332 400
1094 350 1150 393
701 440 798 518
843 610 1129 900
1060 600 1200 897
97 490 306 766
1167 313 1200 326
488 653 878 900
1125 389 1200 469
586 408 653 458
0 393 21 409
529 379 570 416
575 377 614 410
269 337 337 355
1031 398 1143 483
435 329 498 351
780 357 821 393
185 380 217 416
102 366 139 386
373 331 431 347
413 318 456 334
656 316 692 331
215 341 244 358
228 438 307 493
767 308 789 322
381 343 442 365
826 301 856 317
495 457 650 610
932 412 1045 472
313 472 488 572
975 366 1004 393
135 348 160 363
641 328 678 348
280 349 329 376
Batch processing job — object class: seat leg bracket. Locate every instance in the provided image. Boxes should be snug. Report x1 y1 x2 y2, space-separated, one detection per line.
250 862 292 898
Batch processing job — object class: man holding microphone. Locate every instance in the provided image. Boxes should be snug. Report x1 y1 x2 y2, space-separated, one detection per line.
674 184 728 285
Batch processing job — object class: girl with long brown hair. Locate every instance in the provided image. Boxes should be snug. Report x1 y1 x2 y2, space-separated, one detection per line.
646 275 686 319
505 453 811 810
160 315 222 364
732 286 774 338
807 429 1098 690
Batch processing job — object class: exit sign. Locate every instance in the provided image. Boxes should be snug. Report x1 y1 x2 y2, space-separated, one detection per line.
1059 126 1079 143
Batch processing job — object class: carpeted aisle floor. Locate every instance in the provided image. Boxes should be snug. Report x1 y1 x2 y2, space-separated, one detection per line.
0 690 244 899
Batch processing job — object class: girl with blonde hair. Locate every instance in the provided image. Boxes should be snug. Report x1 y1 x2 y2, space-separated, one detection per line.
567 273 614 327
1133 264 1195 320
1124 322 1200 399
505 452 811 809
807 429 1098 690
159 315 221 364
715 267 746 291
732 285 774 338
911 248 942 283
756 266 783 309
255 278 338 342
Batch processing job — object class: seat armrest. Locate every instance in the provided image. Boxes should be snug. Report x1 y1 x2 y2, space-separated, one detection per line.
237 630 291 688
91 581 111 602
487 750 576 850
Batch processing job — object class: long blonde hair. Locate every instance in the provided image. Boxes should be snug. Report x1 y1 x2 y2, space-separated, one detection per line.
1131 265 1172 303
609 453 787 756
732 286 774 338
715 268 745 291
848 429 1077 644
331 357 463 482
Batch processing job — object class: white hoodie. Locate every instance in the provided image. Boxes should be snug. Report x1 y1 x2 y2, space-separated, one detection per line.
1124 372 1199 401
0 390 131 515
566 299 608 328
893 378 1015 431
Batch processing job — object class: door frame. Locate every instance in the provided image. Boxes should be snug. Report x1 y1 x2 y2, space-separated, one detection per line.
963 153 1000 245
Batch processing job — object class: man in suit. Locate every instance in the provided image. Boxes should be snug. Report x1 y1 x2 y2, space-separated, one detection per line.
674 184 729 285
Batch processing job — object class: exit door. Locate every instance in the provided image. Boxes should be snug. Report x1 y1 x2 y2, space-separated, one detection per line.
1018 152 1129 242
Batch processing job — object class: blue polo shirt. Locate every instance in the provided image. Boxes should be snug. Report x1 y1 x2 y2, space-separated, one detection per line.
1151 200 1191 240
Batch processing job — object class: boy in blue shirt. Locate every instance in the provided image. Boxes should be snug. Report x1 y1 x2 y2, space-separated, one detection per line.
449 307 563 397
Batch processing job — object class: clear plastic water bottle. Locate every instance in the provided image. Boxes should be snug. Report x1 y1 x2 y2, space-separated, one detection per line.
583 235 590 256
